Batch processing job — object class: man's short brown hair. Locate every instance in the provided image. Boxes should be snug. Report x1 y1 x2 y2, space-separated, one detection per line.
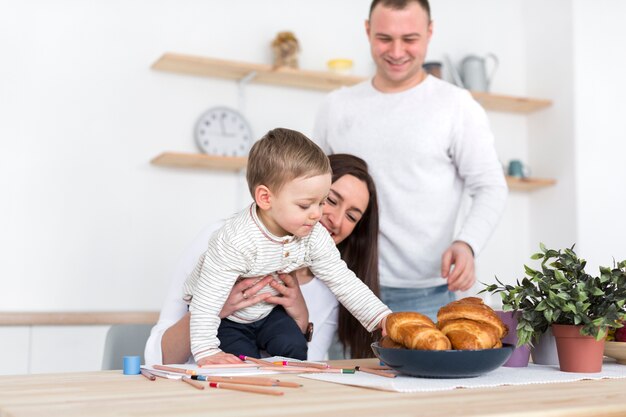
246 128 331 197
369 0 431 21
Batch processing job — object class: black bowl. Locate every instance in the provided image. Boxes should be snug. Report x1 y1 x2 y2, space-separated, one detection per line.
371 342 514 378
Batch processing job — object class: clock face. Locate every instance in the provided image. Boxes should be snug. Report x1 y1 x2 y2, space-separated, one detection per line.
194 107 254 157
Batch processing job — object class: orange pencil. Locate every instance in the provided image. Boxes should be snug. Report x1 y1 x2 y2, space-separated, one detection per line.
181 377 205 390
153 364 197 375
208 381 283 396
355 366 397 378
194 375 301 388
238 355 279 367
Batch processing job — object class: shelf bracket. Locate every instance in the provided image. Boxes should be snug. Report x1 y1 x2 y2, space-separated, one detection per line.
238 71 257 86
237 71 257 115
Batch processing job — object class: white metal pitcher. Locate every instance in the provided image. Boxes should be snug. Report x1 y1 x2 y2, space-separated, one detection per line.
460 53 498 92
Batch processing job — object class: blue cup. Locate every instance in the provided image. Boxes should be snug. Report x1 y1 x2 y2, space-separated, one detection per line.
123 355 141 375
507 159 529 178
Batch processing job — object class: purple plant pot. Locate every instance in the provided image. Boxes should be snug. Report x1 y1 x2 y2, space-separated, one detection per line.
496 311 531 367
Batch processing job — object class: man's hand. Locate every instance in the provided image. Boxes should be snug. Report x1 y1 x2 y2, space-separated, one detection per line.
441 241 476 291
197 351 242 366
264 273 309 333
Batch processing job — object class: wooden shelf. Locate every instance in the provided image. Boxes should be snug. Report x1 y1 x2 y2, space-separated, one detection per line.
471 91 552 113
152 53 552 113
152 52 365 92
506 176 556 191
0 312 159 326
151 151 247 171
152 152 556 192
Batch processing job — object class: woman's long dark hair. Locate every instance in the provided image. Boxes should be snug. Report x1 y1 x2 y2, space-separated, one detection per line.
328 154 380 358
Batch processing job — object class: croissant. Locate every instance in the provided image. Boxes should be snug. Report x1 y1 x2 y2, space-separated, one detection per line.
379 335 405 349
386 312 451 350
436 297 507 350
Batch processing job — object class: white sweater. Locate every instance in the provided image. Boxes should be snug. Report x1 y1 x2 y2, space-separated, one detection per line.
184 204 390 360
313 76 508 289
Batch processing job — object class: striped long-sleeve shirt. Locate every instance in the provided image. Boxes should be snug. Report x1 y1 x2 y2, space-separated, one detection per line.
183 204 391 361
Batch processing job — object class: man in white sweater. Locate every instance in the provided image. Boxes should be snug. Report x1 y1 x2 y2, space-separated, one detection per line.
313 0 507 319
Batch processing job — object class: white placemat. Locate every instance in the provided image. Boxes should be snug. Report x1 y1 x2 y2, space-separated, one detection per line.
299 363 626 393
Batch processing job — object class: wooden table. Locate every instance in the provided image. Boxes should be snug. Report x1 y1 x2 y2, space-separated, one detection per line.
1 359 625 417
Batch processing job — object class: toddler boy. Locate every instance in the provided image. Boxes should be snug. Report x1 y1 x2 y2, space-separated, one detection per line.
183 128 391 365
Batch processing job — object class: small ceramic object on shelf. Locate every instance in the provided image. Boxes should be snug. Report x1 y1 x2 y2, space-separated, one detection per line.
327 59 353 75
272 31 300 69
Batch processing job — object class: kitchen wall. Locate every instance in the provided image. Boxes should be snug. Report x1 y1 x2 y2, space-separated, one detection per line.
1 0 623 374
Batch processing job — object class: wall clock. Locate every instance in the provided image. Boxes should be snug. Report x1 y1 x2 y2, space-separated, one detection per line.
194 106 253 157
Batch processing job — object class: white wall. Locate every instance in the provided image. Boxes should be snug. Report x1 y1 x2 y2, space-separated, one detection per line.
3 0 622 372
572 0 626 273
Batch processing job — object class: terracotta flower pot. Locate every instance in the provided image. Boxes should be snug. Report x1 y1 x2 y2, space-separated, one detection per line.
552 324 606 373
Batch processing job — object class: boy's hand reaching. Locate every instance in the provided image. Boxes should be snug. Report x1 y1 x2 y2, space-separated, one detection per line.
380 314 389 337
197 351 243 367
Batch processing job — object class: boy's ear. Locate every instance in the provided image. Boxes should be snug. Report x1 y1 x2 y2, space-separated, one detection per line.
254 185 272 210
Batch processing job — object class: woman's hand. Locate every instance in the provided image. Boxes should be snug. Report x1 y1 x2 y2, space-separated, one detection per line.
219 276 274 318
264 273 309 333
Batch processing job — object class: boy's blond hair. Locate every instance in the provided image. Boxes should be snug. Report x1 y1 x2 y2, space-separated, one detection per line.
246 128 331 197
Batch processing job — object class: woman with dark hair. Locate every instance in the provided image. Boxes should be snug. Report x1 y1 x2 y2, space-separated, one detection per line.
316 154 380 358
145 154 381 364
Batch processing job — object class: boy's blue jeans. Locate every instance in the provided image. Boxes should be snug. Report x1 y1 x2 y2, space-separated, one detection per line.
218 306 307 360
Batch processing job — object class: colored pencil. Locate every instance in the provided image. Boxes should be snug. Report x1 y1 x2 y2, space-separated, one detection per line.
181 377 205 390
355 366 397 378
271 360 329 369
192 375 301 388
208 381 283 396
153 364 197 375
140 369 156 381
238 355 279 367
198 363 258 369
260 366 355 374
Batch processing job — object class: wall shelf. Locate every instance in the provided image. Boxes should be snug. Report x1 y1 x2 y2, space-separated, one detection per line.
0 312 159 326
151 152 556 192
152 52 552 113
152 52 365 92
151 151 246 171
506 176 556 191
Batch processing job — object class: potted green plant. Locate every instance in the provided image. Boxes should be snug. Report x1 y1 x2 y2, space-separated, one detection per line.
481 243 626 372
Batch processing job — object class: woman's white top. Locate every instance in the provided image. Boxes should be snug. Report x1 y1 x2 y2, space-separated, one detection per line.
144 221 339 365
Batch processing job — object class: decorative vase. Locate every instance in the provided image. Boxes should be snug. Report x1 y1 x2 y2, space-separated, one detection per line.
495 311 530 367
552 324 606 373
530 327 560 365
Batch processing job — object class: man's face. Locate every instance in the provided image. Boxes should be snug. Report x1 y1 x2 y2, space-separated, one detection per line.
366 2 433 92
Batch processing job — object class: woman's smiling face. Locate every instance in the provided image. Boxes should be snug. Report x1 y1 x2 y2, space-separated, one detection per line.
320 174 370 244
